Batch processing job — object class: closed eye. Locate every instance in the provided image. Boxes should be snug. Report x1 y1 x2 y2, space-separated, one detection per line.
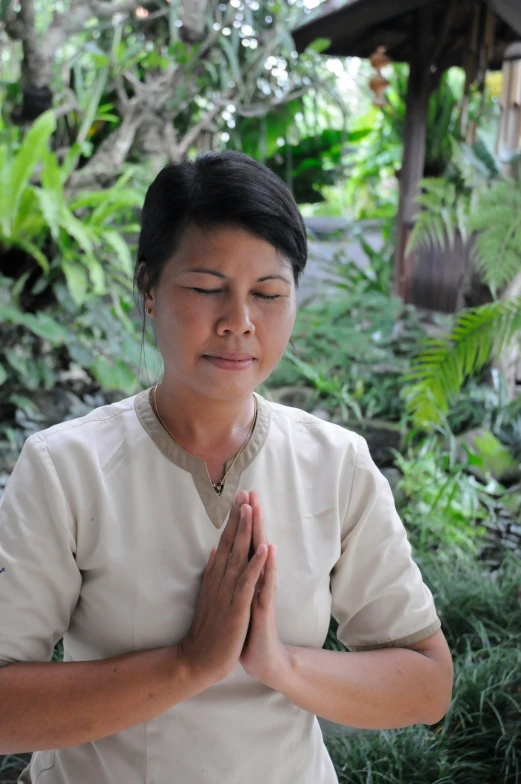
190 288 281 301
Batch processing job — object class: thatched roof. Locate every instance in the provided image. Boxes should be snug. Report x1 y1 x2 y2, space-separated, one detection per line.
292 0 521 69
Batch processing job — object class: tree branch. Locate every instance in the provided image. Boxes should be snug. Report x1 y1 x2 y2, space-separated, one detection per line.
3 0 25 39
173 86 235 160
64 96 145 193
6 0 158 87
234 86 309 118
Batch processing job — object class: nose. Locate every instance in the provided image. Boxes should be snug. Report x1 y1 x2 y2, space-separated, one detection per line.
216 293 255 335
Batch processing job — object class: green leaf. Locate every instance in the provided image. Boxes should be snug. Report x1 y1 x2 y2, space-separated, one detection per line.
405 297 521 429
40 146 64 194
34 189 62 242
218 34 244 92
12 238 50 274
91 53 110 67
83 255 106 293
29 313 69 343
0 143 10 235
469 178 521 293
62 261 89 306
8 109 56 230
104 230 133 276
58 210 95 256
90 355 136 395
306 38 331 54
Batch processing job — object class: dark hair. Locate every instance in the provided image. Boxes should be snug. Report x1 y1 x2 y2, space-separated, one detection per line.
133 149 307 384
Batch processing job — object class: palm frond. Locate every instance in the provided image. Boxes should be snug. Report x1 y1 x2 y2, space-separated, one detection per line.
404 297 521 429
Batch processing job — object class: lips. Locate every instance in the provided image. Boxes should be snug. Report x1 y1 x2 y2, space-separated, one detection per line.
204 355 255 371
205 354 255 361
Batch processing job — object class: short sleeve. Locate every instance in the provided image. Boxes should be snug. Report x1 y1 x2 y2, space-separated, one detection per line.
330 435 441 652
0 435 82 667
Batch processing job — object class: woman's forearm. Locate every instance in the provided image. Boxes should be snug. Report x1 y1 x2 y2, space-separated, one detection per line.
276 645 451 730
0 645 211 754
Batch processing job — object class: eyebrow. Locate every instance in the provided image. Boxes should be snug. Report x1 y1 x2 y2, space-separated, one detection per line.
184 268 292 284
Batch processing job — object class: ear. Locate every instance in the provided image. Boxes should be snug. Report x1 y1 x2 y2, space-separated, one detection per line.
137 262 151 294
137 264 154 312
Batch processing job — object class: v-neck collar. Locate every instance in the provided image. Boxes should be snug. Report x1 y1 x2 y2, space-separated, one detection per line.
134 386 271 529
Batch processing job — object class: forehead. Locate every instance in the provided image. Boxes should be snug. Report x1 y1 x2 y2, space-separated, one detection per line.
171 223 292 272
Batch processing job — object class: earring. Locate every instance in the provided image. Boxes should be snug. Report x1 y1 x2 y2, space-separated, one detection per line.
146 307 152 314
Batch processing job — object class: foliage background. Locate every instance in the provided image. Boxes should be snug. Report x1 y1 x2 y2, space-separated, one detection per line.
0 0 520 781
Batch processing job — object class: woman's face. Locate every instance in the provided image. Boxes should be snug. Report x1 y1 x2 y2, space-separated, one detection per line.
146 223 297 401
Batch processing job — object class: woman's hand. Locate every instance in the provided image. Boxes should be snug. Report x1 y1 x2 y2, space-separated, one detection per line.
178 491 269 686
239 491 293 690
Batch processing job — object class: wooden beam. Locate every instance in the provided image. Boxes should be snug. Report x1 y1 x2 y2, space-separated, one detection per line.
392 10 434 300
292 0 435 55
392 0 456 301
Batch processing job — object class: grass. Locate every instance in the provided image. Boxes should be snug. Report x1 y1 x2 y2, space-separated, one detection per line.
324 550 521 784
326 641 521 783
419 552 521 655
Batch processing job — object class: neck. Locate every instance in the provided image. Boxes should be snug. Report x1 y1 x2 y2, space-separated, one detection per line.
154 377 256 454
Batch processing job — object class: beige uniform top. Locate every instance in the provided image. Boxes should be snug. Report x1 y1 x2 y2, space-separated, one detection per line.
0 387 441 784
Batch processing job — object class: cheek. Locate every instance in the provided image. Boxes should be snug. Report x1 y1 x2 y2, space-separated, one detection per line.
160 301 205 333
266 304 295 338
155 309 201 361
258 314 295 363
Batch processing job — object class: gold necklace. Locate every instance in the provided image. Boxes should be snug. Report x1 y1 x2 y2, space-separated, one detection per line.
152 383 258 495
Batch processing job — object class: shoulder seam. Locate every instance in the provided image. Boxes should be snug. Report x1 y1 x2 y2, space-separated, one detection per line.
267 401 347 428
32 402 136 442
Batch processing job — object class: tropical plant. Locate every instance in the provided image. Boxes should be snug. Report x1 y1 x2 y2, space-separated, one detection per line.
0 106 148 419
267 267 434 425
333 65 497 221
0 0 355 442
263 128 369 204
405 149 521 429
405 296 521 429
0 110 143 307
405 138 500 256
1 0 348 187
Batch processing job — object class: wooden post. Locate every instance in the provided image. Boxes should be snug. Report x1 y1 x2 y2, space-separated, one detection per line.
393 13 434 300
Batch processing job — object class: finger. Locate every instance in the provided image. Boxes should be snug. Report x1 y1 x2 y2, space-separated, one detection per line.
249 491 267 548
241 544 268 604
216 490 249 571
263 544 277 602
226 504 254 581
251 501 268 579
247 491 258 562
204 546 217 578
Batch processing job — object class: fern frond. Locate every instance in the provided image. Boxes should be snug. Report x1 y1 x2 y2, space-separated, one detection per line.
451 139 499 191
469 178 521 295
406 176 470 256
404 297 521 429
419 177 452 199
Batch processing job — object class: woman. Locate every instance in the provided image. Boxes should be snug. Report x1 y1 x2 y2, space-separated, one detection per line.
0 150 453 784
